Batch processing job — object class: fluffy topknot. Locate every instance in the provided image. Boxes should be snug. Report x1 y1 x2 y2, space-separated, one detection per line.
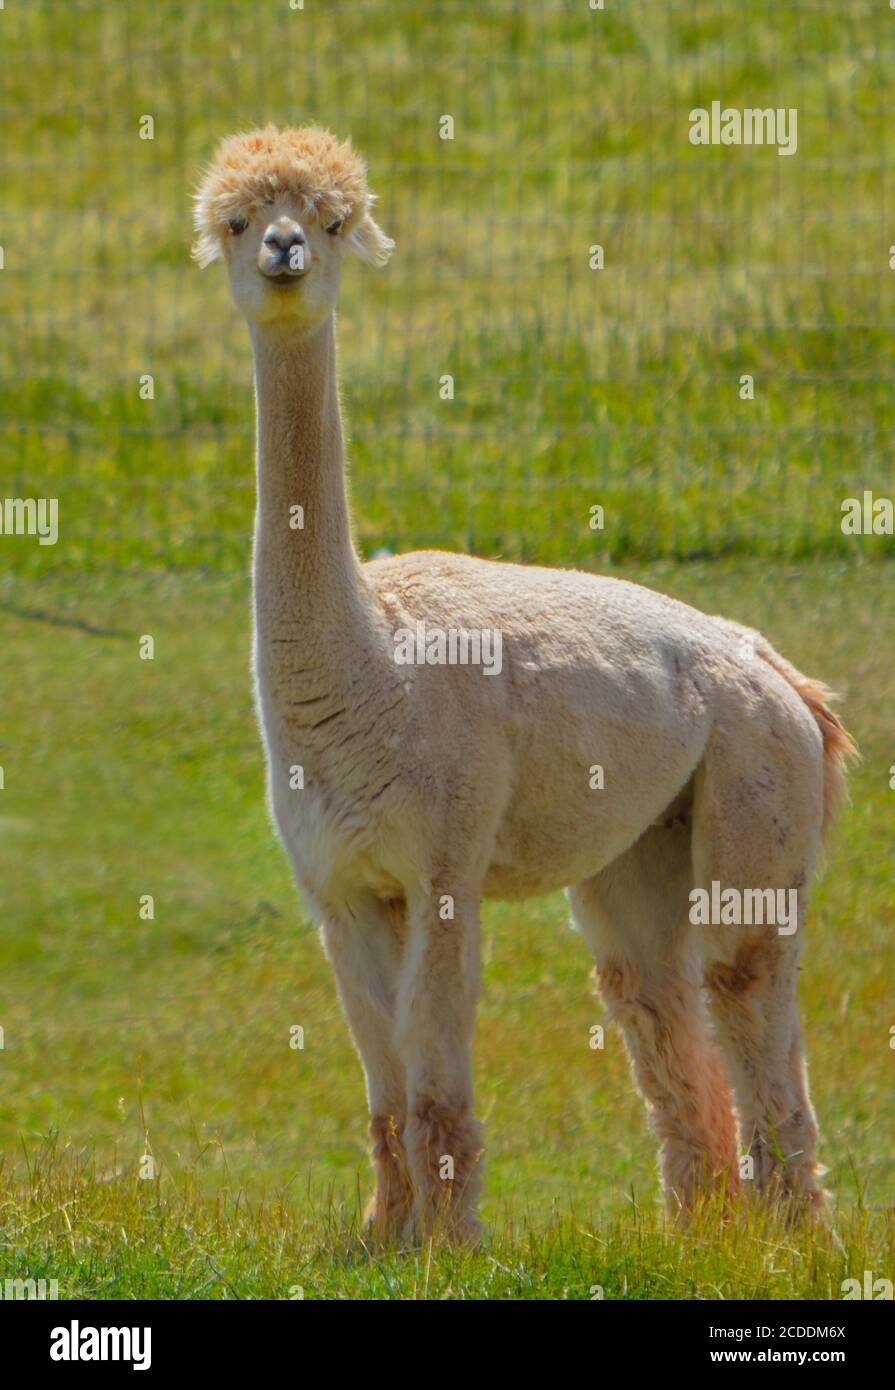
192 124 393 269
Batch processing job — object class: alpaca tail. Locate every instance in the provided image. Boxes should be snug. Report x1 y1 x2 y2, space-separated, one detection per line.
747 633 858 841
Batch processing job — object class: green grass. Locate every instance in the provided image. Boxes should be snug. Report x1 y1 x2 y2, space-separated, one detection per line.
1 0 894 572
1 1 893 1298
3 1149 892 1300
0 562 892 1297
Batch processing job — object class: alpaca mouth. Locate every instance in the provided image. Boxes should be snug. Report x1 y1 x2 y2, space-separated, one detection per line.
261 268 308 285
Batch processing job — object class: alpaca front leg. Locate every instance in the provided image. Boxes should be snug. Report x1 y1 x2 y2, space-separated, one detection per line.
321 902 414 1241
395 886 484 1242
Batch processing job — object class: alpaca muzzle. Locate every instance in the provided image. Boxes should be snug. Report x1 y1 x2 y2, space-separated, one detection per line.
258 219 308 278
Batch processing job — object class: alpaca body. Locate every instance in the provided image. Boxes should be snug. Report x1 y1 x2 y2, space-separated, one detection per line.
261 547 817 910
195 125 855 1242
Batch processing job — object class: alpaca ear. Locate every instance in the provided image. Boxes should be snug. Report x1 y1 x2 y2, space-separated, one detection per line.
191 231 222 269
347 213 394 268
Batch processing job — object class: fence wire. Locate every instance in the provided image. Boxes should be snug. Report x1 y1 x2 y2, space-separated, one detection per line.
2 0 893 576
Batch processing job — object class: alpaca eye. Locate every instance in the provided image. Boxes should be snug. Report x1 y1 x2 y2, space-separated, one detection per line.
229 216 248 236
325 218 343 236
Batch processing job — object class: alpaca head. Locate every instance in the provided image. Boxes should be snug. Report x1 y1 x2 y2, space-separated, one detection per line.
193 124 393 329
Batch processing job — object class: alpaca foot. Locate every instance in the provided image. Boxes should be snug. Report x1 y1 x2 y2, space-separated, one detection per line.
363 1115 414 1244
410 1202 483 1248
362 1194 414 1246
404 1097 484 1244
780 1185 828 1229
663 1141 741 1223
741 1129 828 1224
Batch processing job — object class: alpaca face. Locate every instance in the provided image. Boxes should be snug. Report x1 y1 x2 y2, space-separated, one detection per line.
223 196 347 329
193 126 395 329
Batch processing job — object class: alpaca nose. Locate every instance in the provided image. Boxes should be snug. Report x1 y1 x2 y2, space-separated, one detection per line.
259 219 308 276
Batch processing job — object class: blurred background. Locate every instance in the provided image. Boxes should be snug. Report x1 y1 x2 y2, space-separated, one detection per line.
3 0 894 572
0 1 892 1295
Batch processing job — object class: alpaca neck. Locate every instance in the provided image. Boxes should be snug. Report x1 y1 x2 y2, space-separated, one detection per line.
250 314 370 664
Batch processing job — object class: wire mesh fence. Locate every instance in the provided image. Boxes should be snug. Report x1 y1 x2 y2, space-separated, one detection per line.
2 0 893 577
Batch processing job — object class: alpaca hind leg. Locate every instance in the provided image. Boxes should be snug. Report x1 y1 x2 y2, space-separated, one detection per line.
570 823 739 1217
693 714 825 1214
322 896 414 1240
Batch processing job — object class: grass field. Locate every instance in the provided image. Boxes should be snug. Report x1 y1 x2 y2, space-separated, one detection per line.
1 1 893 1299
2 1 894 573
1 561 893 1297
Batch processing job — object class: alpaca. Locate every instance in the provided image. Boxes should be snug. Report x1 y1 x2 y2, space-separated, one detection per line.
193 125 856 1242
